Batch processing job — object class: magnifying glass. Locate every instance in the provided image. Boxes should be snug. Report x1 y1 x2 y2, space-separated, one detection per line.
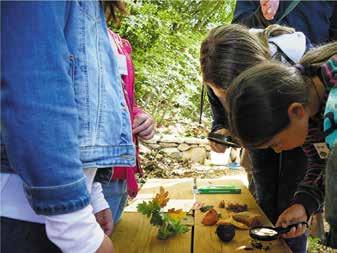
249 221 308 241
207 133 240 148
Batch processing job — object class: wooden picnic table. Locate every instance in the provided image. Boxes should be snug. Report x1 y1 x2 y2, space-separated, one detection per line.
111 178 291 253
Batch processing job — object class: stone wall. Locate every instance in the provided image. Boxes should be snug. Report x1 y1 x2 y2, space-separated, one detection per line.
142 135 211 164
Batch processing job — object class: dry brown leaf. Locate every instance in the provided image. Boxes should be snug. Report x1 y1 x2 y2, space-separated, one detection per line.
167 208 186 221
153 186 169 208
217 217 249 230
232 211 262 227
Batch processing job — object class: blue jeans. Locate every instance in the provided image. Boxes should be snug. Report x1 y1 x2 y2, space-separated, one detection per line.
101 180 128 224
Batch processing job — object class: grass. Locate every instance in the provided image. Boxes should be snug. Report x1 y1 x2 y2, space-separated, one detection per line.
308 236 337 253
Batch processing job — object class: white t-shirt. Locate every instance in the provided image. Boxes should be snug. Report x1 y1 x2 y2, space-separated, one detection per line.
1 169 109 253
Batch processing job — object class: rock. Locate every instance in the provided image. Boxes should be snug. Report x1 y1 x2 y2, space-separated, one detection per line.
200 144 212 151
177 143 190 151
172 168 185 176
141 134 160 144
181 137 208 145
182 147 207 164
216 224 235 242
146 144 160 149
155 153 164 159
160 135 184 143
139 143 151 154
160 142 178 148
161 148 181 159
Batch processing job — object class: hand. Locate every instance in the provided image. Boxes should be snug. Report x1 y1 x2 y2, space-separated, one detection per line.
276 204 308 238
96 235 115 253
260 0 279 20
209 128 231 153
95 208 114 237
133 113 155 140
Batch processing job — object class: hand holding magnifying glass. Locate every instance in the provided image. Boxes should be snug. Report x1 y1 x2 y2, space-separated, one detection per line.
249 221 308 241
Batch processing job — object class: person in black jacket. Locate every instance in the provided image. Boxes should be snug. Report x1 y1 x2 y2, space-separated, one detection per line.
234 0 337 44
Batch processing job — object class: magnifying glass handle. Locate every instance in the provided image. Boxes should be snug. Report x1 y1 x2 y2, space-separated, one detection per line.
276 221 308 234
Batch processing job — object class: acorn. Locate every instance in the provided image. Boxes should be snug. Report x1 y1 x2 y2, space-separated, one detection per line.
216 224 235 242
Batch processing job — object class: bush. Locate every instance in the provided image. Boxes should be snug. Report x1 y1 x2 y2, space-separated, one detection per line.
109 0 235 125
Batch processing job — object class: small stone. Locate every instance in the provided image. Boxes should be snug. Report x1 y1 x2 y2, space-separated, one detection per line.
177 143 190 151
172 169 185 176
182 147 207 164
160 135 184 143
160 142 178 148
161 148 181 159
216 224 235 242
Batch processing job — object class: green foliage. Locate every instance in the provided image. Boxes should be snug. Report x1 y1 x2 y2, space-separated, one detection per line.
110 0 235 126
150 209 164 226
136 190 189 240
137 200 160 218
157 214 189 240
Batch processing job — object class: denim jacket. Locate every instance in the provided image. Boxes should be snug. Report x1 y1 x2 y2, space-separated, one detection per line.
1 1 135 215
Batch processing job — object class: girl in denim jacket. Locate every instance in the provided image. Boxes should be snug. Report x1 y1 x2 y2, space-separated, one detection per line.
1 2 135 252
95 1 155 224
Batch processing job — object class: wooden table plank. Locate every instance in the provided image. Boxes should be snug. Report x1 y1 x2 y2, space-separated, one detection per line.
111 213 191 253
111 179 194 253
193 179 292 253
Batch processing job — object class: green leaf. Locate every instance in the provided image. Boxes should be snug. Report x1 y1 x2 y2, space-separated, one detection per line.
150 210 164 226
137 200 160 217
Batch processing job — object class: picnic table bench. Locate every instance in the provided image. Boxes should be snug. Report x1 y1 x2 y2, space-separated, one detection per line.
111 178 291 253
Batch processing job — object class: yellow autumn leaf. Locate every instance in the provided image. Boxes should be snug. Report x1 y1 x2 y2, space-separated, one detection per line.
153 186 169 208
167 208 186 221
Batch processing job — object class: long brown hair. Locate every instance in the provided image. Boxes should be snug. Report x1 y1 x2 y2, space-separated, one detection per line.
102 1 127 26
199 24 295 89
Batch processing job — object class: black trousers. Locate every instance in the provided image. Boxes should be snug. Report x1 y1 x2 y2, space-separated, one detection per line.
0 217 61 253
249 147 307 224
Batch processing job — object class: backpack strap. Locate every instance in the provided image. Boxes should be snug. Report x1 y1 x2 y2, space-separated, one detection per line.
276 0 301 24
268 41 296 65
199 83 206 124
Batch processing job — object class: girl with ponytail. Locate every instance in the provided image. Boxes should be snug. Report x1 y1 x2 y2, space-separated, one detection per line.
227 42 337 247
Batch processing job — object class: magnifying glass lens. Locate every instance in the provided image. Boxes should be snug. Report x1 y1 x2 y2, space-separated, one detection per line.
249 227 279 241
251 228 278 236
